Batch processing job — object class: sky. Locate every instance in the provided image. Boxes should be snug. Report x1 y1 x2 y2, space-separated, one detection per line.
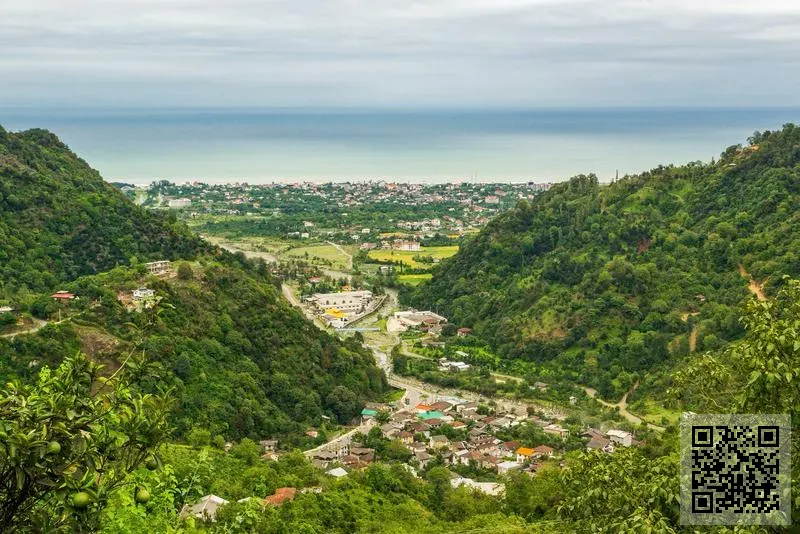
3 0 800 109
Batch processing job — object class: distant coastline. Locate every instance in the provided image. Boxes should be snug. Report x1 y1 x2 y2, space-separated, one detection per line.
2 107 797 184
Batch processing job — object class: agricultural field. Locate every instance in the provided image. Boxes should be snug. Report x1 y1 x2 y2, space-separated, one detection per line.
397 273 433 286
367 246 459 270
283 243 351 270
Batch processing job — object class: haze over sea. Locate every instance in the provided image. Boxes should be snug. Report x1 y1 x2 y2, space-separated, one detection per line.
2 107 797 184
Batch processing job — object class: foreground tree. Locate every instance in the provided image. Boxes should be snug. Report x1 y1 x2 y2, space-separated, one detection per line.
0 353 172 532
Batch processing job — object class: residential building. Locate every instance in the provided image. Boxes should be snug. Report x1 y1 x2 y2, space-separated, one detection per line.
326 467 348 478
264 487 297 506
516 447 535 463
145 260 172 276
132 287 155 300
180 495 229 521
607 429 633 447
497 461 521 475
310 290 373 314
543 424 569 440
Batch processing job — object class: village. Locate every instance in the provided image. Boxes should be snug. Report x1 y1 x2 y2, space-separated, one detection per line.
178 389 641 522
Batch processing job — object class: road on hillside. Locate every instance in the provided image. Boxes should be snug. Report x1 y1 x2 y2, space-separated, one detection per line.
0 318 48 339
583 382 664 431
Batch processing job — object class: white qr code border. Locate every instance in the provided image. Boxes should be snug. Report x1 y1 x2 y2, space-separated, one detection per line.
680 413 791 526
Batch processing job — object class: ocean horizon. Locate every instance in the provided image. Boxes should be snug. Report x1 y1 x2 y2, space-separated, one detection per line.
2 107 797 184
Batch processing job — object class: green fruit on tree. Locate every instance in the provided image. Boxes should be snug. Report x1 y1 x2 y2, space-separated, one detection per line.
46 441 61 455
145 456 158 470
72 491 91 509
135 488 151 504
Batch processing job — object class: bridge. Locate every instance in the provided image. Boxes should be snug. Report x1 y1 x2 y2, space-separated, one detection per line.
336 327 380 332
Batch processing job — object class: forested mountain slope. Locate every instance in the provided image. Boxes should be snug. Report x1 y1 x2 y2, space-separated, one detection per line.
407 125 800 392
0 125 207 295
0 124 387 441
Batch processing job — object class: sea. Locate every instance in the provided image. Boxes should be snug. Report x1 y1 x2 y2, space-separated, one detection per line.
1 107 797 184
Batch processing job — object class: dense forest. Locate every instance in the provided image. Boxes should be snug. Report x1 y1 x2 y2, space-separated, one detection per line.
407 125 800 397
0 125 207 296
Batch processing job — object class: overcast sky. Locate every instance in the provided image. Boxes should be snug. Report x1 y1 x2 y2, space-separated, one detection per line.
2 0 800 109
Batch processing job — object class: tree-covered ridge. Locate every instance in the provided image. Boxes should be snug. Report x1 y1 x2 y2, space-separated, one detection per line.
0 125 207 295
1 259 388 442
407 124 800 395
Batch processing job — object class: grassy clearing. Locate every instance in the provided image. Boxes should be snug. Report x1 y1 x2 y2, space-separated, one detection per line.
633 400 681 426
284 244 350 270
398 273 433 286
367 246 459 270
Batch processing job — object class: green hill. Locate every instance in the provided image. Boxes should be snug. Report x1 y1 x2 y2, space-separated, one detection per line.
0 125 206 295
406 124 800 397
0 124 387 441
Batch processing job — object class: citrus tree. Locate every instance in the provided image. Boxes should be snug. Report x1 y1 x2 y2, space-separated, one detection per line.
0 352 172 532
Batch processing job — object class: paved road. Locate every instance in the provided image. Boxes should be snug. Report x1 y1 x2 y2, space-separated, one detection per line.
304 419 376 456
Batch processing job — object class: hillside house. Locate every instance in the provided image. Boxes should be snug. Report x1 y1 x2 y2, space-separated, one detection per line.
145 260 172 276
429 435 450 449
264 487 296 506
415 450 433 468
516 447 535 463
607 429 633 447
180 495 229 521
132 287 155 300
497 461 521 475
543 424 569 440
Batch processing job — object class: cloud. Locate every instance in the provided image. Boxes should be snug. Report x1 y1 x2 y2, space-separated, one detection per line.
2 0 800 107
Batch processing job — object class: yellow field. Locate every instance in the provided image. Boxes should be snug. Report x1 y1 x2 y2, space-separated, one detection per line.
397 274 433 286
367 246 458 270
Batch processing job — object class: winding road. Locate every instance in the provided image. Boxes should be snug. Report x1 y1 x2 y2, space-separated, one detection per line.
0 318 48 339
583 382 664 431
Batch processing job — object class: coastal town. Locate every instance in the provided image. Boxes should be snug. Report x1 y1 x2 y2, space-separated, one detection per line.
124 180 552 242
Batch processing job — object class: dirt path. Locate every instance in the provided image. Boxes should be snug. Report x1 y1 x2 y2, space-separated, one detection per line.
327 241 353 270
679 312 699 352
738 263 766 301
1 318 48 339
583 382 664 431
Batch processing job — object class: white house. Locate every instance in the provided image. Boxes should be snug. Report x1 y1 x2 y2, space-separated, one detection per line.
132 288 155 300
497 461 521 475
326 467 348 478
450 477 505 496
607 429 633 447
180 495 229 521
145 260 171 276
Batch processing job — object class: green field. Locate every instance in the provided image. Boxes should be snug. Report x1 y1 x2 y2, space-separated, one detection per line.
367 246 458 270
397 273 433 286
284 244 351 270
631 400 681 427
